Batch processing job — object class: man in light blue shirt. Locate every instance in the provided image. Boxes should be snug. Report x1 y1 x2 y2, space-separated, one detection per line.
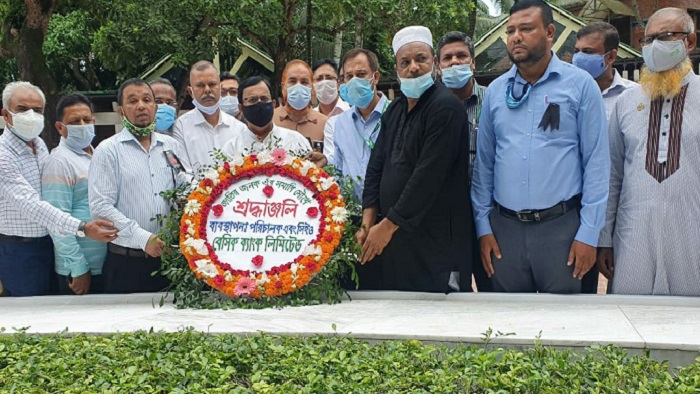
471 0 609 293
333 48 389 203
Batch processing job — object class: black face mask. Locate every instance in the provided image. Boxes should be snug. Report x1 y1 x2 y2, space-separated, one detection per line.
242 102 274 127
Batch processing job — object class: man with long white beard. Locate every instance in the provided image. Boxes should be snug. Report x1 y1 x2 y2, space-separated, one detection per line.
599 7 700 296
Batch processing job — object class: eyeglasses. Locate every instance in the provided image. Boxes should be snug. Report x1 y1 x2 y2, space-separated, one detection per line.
242 96 272 105
221 88 238 97
639 31 689 46
155 98 178 107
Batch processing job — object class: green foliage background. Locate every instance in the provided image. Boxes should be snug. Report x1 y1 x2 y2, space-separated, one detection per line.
1 330 699 393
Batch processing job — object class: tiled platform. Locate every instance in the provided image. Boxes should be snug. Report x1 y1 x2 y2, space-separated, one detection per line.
1 292 699 365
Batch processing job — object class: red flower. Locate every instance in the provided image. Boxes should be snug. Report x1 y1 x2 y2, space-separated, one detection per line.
249 154 258 162
180 224 189 234
274 280 283 288
324 233 334 242
252 255 264 268
329 189 339 199
223 162 231 172
263 185 274 198
265 167 275 177
213 275 226 287
202 178 213 188
212 204 224 217
306 262 317 272
306 207 319 218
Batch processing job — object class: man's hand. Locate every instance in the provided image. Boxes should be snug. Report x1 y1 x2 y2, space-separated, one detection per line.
478 234 502 278
307 151 328 167
85 219 118 242
359 219 398 264
596 247 615 280
568 240 596 280
68 272 91 295
355 225 369 246
145 235 165 258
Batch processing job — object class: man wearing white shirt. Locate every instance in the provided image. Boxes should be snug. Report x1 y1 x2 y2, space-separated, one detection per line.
90 78 192 293
0 82 117 297
222 77 326 166
172 61 247 172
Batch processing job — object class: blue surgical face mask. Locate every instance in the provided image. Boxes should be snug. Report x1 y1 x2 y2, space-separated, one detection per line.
440 64 473 89
399 70 435 99
220 95 240 116
62 123 95 153
155 104 177 131
572 52 608 79
340 77 375 108
286 84 312 110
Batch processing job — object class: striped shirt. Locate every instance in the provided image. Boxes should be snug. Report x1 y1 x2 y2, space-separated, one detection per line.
89 129 191 251
464 81 486 179
172 109 247 173
42 140 106 276
0 130 80 237
602 69 638 121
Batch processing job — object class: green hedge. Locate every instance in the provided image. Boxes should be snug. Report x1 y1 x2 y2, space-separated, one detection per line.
1 330 699 393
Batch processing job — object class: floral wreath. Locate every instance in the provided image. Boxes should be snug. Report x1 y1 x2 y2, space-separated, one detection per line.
179 148 347 298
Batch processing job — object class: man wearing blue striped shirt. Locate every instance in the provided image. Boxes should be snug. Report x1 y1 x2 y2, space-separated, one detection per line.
42 93 106 295
89 79 191 293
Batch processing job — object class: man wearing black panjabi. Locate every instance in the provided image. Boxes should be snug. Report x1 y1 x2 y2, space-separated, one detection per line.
357 26 474 292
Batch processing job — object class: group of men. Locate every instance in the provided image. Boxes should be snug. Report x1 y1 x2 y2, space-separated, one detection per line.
0 0 698 298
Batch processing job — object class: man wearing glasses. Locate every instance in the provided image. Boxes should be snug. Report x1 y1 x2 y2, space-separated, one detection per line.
222 76 326 168
599 7 700 296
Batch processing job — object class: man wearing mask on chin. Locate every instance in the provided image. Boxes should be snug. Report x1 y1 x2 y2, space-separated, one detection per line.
0 82 117 297
150 78 179 134
221 76 318 162
90 78 191 294
274 59 328 150
599 8 700 296
42 94 107 295
172 61 247 172
572 22 637 294
359 26 474 292
220 72 243 121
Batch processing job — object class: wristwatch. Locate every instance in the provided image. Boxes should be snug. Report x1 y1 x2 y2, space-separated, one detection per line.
76 221 87 238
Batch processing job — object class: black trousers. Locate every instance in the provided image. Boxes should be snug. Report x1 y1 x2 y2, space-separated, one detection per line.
102 251 170 294
56 274 104 295
489 208 582 294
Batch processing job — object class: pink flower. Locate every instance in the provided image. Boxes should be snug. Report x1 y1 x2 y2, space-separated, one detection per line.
212 204 224 217
306 207 319 218
271 148 287 166
234 277 256 296
263 185 274 198
252 255 264 268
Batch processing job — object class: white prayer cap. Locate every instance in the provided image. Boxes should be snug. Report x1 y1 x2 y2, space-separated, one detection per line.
392 26 433 55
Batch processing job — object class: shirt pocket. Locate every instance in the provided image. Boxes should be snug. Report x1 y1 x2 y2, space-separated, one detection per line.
537 100 578 139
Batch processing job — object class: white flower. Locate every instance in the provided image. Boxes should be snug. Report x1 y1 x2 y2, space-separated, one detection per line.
330 206 348 223
194 259 218 278
230 156 245 168
334 225 341 233
299 160 315 176
257 150 272 165
256 272 271 286
320 176 335 191
325 200 332 208
183 238 208 256
290 263 299 275
203 168 220 185
303 244 322 257
184 200 202 216
224 271 234 282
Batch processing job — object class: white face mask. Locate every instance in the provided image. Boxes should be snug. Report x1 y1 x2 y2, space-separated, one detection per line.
7 109 45 142
313 80 339 105
642 39 687 72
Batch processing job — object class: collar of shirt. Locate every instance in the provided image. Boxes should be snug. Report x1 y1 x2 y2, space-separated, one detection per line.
506 53 564 87
116 127 165 149
314 98 350 117
191 107 229 128
351 93 388 123
602 69 636 97
58 138 93 157
279 106 318 125
2 128 39 155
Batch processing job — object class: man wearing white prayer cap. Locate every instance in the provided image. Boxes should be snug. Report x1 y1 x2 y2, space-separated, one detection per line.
356 25 476 292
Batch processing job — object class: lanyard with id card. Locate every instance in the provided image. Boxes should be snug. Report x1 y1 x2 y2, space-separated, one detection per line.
355 99 390 149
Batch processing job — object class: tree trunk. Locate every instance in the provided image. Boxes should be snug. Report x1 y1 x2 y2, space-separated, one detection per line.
467 0 478 38
5 0 60 149
354 14 364 48
333 30 343 64
306 0 312 63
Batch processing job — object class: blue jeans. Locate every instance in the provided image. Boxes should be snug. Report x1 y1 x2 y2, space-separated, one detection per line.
0 236 54 297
